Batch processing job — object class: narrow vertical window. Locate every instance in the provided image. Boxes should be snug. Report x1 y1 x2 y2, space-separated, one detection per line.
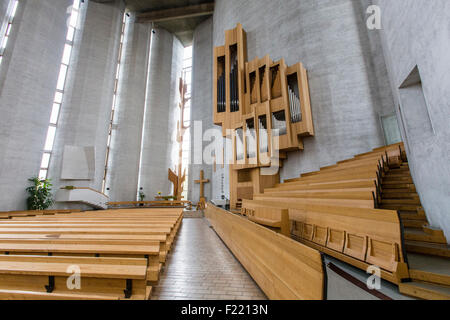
181 46 192 200
0 0 19 66
102 13 127 193
38 0 81 179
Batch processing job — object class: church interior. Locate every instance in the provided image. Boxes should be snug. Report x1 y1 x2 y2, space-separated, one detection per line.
0 0 449 302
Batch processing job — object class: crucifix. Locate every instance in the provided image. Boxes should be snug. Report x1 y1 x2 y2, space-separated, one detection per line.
195 170 209 209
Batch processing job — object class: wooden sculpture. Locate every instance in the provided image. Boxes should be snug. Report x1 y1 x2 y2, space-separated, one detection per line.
168 75 190 200
195 170 209 210
213 23 315 210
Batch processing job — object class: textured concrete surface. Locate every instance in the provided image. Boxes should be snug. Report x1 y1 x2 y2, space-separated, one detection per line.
374 0 450 241
0 0 72 211
48 0 124 202
139 27 184 200
106 13 151 202
151 218 267 300
189 17 214 203
203 0 396 200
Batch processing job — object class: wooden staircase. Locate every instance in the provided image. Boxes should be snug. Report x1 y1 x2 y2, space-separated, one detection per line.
379 161 450 300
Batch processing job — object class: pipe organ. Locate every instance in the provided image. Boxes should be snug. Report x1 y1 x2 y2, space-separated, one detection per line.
213 24 315 210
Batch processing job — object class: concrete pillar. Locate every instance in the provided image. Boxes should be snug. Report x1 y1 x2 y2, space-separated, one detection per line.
138 28 184 200
47 0 124 195
0 0 72 211
106 13 152 202
189 17 214 203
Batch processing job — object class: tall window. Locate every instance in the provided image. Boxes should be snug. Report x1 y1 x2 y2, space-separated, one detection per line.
0 0 19 66
102 13 127 193
181 46 192 200
38 0 81 179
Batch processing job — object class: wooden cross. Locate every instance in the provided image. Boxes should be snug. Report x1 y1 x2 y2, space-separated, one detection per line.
194 170 209 200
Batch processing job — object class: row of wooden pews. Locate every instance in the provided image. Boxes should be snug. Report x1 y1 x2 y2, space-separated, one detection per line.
0 209 82 219
0 208 183 300
108 201 192 210
242 143 413 284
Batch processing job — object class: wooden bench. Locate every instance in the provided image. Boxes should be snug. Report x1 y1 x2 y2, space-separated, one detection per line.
241 201 290 236
0 238 161 282
253 193 375 209
206 203 326 300
301 157 387 177
243 199 410 284
0 210 81 219
265 179 378 193
0 207 184 299
107 201 191 209
0 255 150 300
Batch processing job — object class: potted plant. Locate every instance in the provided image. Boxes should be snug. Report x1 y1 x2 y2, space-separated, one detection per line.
26 177 54 210
139 188 146 206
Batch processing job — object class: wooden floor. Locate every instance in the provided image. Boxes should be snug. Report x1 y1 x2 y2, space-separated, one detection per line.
151 217 267 300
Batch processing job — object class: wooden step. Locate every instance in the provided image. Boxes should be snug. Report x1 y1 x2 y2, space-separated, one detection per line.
382 178 414 184
399 211 427 221
388 167 410 173
386 172 411 178
399 281 450 300
382 187 416 193
402 219 427 228
381 192 418 199
406 241 450 258
380 204 420 211
404 228 447 244
381 198 421 205
408 253 450 286
381 183 415 189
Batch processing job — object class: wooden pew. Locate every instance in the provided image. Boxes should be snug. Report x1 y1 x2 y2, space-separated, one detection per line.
241 201 290 236
243 199 410 284
107 201 191 208
0 255 150 300
265 179 377 193
0 239 161 282
0 210 81 219
301 157 387 177
253 193 375 209
0 207 184 300
206 203 326 300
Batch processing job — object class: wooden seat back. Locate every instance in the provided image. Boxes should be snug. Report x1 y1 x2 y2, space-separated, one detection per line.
0 255 149 300
206 204 326 300
242 201 290 236
253 194 375 209
242 199 409 283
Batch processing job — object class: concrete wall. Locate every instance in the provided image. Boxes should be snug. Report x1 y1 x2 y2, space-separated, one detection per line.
106 13 151 202
374 0 450 239
138 27 184 200
205 0 395 200
48 0 124 198
189 17 214 203
0 0 72 210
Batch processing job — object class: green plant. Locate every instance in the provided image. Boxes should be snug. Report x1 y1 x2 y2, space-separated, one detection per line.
139 191 146 202
26 177 54 210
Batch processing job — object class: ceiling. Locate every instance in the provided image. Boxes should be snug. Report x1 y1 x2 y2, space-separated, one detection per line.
125 0 215 46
